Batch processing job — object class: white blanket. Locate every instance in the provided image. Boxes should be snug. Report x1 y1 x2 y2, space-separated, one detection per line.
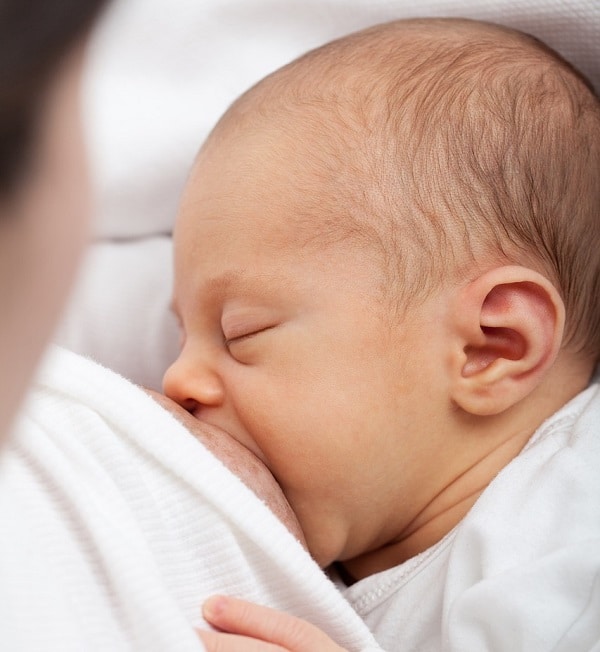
0 347 381 651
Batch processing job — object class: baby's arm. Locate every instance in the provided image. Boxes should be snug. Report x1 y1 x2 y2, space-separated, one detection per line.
198 596 348 652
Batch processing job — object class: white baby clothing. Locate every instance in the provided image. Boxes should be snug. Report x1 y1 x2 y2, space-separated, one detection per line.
340 382 600 651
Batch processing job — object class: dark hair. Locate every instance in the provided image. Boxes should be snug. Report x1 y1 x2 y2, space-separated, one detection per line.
0 0 108 195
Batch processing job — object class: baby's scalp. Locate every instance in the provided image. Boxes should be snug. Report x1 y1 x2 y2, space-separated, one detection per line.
206 17 600 362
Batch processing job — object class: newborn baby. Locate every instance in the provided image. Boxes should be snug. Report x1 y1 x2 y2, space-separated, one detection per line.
164 16 600 652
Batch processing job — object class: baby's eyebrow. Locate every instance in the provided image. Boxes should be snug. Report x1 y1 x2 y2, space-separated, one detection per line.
204 271 244 295
168 274 249 320
203 270 287 298
174 271 293 316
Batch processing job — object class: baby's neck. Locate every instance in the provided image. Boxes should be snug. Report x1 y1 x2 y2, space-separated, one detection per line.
342 423 532 581
342 353 593 582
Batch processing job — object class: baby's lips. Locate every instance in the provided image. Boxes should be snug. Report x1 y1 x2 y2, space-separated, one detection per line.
144 388 240 448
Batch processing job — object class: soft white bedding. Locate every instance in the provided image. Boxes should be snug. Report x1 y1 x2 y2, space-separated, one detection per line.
56 0 600 388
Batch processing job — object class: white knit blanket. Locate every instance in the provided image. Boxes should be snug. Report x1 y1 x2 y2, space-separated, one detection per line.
0 347 381 651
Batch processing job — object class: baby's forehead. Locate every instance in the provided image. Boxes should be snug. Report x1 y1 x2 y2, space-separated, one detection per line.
195 103 373 223
191 20 559 258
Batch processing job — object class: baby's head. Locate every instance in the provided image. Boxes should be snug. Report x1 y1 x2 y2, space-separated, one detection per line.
165 18 600 574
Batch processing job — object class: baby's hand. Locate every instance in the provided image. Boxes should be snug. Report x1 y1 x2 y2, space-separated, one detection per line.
198 595 348 651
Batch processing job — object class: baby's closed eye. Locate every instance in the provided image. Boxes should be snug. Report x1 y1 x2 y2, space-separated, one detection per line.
221 307 282 361
224 324 280 364
225 323 277 346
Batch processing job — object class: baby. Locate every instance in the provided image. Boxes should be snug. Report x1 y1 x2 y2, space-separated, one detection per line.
164 17 600 651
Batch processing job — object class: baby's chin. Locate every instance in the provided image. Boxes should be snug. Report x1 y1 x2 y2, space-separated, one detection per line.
146 390 306 547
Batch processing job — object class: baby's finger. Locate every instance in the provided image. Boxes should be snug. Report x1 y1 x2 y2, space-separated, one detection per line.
202 596 346 651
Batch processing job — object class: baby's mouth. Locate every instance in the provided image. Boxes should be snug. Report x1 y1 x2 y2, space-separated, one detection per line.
145 390 306 546
146 389 260 468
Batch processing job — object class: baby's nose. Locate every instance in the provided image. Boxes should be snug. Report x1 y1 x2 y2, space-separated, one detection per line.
162 353 225 412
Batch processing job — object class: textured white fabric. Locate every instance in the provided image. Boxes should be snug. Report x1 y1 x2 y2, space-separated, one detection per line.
0 347 381 652
339 382 600 652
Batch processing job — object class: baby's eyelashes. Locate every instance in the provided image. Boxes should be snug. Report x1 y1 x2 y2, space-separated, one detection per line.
222 313 282 364
221 306 281 346
224 324 277 347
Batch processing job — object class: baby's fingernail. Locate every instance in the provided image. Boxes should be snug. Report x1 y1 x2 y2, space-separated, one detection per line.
203 595 229 620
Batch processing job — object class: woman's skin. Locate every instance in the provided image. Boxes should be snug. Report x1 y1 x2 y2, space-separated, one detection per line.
148 395 331 650
147 390 306 546
0 45 89 442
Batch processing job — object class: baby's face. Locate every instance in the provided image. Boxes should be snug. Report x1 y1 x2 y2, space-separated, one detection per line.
164 120 446 567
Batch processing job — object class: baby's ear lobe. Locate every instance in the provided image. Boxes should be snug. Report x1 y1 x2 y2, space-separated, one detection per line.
450 266 565 416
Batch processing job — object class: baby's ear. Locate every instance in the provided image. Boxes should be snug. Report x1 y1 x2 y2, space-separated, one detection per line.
449 266 565 416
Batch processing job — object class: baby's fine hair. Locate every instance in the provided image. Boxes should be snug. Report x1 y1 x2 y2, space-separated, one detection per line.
218 18 600 361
